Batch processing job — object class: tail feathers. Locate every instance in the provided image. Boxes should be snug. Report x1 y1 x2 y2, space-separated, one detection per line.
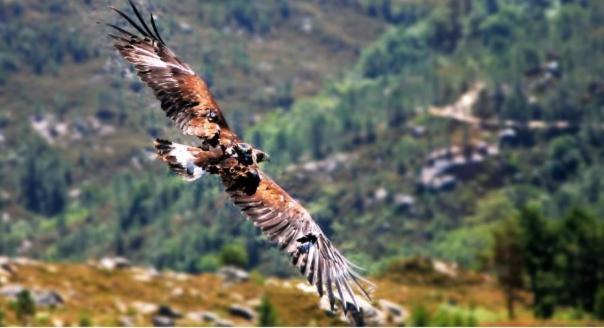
154 139 205 181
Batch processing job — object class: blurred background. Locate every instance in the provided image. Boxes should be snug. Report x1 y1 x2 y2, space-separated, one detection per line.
0 0 604 326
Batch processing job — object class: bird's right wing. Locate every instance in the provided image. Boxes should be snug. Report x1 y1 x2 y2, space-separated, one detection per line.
225 170 374 311
108 1 233 142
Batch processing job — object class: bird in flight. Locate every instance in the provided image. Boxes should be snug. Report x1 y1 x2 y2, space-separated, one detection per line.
108 0 373 312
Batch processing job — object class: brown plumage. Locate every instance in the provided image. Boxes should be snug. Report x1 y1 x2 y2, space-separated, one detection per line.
109 0 373 312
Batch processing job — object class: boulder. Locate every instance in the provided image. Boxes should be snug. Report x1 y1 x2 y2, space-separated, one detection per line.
215 318 234 327
217 266 249 283
99 257 131 270
228 304 257 321
0 256 16 275
186 311 219 323
152 315 174 327
296 282 316 295
0 284 25 299
33 290 64 307
343 296 387 327
117 316 135 327
132 301 158 315
157 305 183 318
378 299 408 324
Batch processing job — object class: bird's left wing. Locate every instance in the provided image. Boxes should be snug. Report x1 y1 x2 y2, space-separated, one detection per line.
108 1 233 142
225 170 374 311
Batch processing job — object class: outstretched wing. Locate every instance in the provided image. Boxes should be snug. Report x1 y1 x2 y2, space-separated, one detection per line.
226 171 374 311
108 1 232 142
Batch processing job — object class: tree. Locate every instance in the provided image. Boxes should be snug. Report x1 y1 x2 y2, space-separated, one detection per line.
518 204 558 318
557 208 602 311
219 242 249 268
19 138 69 217
14 290 35 325
493 216 524 319
258 295 279 326
595 287 604 320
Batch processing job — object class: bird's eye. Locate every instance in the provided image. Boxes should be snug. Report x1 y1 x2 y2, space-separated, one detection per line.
207 110 218 122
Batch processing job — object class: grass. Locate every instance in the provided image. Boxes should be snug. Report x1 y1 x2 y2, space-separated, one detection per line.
1 259 603 326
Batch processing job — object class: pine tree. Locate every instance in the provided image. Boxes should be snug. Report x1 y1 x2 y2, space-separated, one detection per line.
258 295 279 327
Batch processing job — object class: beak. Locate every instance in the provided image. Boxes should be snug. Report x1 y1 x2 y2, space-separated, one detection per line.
256 151 270 163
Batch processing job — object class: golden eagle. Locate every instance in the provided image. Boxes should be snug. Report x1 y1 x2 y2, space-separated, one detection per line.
108 1 372 312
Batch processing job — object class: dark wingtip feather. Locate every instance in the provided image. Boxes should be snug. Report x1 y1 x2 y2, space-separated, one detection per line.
111 5 149 38
106 23 137 38
150 13 166 45
128 0 156 41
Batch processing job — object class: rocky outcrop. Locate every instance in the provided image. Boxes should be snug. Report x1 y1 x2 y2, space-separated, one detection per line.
0 284 64 307
217 266 249 283
152 315 174 327
98 257 131 271
228 304 257 321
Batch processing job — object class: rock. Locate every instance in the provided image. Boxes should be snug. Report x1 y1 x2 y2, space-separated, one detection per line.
247 298 262 308
33 290 64 307
215 318 234 327
132 301 158 315
217 266 249 283
343 296 387 326
378 299 404 317
378 299 408 324
171 286 184 297
99 257 131 270
318 296 339 317
186 311 219 323
394 194 415 211
114 299 128 313
118 316 135 327
152 315 174 327
157 305 183 318
228 304 257 321
0 284 25 299
0 256 16 275
295 282 316 294
131 267 159 282
432 259 458 278
374 188 388 202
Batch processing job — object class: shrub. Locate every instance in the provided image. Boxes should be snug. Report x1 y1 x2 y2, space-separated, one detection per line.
411 304 430 327
14 290 35 324
219 243 249 268
258 295 279 326
79 312 93 327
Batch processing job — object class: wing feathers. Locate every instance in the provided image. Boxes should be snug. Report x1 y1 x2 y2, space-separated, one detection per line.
111 1 372 314
109 2 232 142
226 171 373 312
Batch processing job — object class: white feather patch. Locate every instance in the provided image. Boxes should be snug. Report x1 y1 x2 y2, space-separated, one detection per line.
170 143 205 181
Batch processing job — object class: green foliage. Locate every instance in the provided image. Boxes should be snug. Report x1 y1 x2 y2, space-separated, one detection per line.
14 290 35 324
492 216 524 319
19 137 69 216
219 242 249 268
197 254 220 272
0 307 4 326
594 286 604 320
410 304 430 327
78 312 93 327
258 295 280 326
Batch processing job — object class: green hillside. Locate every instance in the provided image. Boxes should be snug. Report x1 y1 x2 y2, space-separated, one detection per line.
2 0 604 324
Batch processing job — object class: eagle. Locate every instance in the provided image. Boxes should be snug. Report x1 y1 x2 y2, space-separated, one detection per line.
107 1 373 312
